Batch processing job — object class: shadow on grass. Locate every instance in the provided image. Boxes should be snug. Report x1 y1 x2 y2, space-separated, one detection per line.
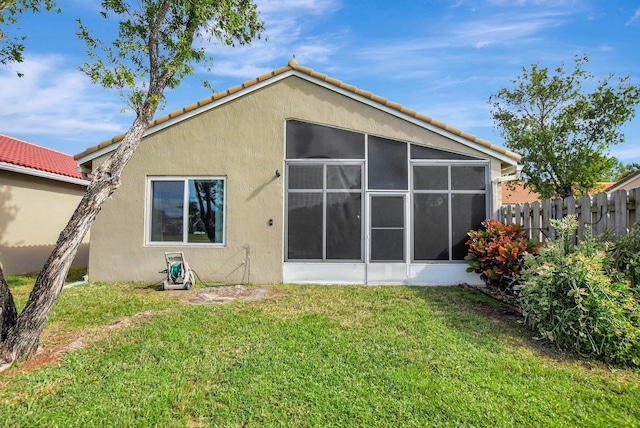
410 284 588 367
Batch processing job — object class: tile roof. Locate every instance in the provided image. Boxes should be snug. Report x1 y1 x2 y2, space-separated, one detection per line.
502 181 616 204
75 58 522 163
0 133 84 180
501 182 541 204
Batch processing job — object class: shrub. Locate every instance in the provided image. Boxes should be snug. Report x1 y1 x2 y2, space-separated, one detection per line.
517 216 640 367
605 221 640 289
465 218 543 294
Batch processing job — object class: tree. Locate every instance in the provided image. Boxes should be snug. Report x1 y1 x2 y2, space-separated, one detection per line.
490 54 640 199
0 0 264 363
0 0 59 67
612 161 640 181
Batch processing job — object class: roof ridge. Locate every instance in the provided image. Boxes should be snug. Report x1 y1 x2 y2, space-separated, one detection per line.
74 59 521 163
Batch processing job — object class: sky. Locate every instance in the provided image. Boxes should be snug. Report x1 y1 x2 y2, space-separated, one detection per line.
1 0 640 165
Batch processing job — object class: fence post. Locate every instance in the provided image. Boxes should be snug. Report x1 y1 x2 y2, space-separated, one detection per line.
613 189 628 236
531 201 541 242
523 202 531 239
632 188 639 227
565 196 576 244
577 194 591 240
593 192 609 236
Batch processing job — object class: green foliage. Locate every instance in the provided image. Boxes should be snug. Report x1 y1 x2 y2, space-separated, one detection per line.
76 0 264 113
611 161 640 181
0 0 59 68
490 54 640 199
465 218 543 294
517 216 640 366
605 222 640 288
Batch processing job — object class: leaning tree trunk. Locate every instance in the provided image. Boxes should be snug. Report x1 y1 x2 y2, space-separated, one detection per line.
2 109 155 362
0 262 18 345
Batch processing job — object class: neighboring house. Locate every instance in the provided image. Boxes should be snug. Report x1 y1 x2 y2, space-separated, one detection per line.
606 170 640 193
75 58 521 286
501 182 540 204
502 181 616 204
0 134 90 275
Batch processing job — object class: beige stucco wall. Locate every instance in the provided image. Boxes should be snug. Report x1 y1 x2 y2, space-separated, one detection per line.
86 75 506 283
0 170 89 275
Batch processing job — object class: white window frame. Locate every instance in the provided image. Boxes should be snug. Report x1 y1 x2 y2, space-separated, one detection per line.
146 176 227 246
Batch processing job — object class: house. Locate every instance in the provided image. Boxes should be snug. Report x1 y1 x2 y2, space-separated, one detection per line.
0 134 90 275
75 58 521 286
501 182 540 204
606 169 640 193
502 181 616 204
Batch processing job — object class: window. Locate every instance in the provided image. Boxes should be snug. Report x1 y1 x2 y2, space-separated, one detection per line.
412 165 487 261
285 119 491 265
149 177 225 245
286 163 363 261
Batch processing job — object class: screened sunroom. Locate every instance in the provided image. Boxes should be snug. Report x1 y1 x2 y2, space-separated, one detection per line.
283 119 490 285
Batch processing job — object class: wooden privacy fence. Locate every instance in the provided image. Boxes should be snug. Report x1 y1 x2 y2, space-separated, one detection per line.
498 188 640 242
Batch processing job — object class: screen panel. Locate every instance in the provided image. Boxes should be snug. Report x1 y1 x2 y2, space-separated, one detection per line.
286 120 365 159
452 166 487 190
368 136 408 190
413 193 449 260
451 194 486 260
413 165 448 190
326 193 362 260
287 193 323 259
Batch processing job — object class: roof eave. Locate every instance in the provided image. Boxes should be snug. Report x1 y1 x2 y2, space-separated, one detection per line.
0 161 90 186
75 59 521 166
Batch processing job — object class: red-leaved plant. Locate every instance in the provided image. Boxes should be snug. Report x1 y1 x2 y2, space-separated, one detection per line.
465 219 543 294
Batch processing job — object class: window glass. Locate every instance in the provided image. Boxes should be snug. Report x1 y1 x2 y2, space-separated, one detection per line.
413 166 448 190
326 193 362 260
287 193 323 259
188 180 225 243
286 120 365 159
413 193 449 260
411 144 479 160
451 194 486 260
368 136 408 190
452 166 486 190
288 164 323 189
150 178 225 244
151 181 184 242
327 165 362 190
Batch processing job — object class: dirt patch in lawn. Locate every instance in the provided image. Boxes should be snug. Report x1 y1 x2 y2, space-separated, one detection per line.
181 284 276 305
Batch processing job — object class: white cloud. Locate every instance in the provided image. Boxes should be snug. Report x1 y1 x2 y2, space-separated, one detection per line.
627 8 640 25
199 0 344 81
0 55 128 142
257 0 340 15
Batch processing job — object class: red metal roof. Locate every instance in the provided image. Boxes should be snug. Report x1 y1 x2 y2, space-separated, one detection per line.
0 133 83 180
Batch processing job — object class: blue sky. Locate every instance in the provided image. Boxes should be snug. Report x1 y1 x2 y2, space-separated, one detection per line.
1 0 640 164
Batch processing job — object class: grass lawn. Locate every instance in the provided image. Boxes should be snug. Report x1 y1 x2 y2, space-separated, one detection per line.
1 273 639 427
